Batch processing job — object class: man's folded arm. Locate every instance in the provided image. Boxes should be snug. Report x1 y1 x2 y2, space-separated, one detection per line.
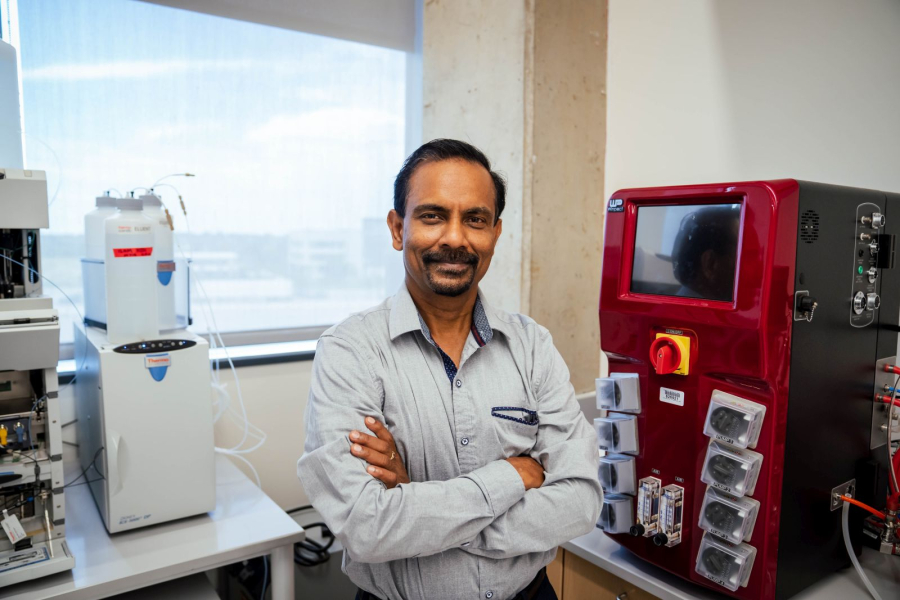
297 333 526 564
464 327 604 559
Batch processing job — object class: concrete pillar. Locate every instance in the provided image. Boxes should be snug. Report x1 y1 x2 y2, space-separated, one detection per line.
528 0 607 392
422 0 529 313
423 0 607 392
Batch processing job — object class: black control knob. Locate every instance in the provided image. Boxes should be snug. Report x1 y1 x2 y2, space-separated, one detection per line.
652 533 669 547
629 524 645 537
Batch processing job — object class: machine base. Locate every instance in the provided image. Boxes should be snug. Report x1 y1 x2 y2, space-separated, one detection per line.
0 540 75 587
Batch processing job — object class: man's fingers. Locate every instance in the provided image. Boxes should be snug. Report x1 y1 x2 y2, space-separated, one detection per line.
365 416 396 444
367 465 398 488
351 443 393 468
349 430 390 454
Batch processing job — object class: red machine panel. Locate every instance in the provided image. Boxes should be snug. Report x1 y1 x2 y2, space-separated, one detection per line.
599 180 801 599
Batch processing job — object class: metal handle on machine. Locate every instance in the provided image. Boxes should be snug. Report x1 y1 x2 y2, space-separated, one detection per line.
106 431 123 496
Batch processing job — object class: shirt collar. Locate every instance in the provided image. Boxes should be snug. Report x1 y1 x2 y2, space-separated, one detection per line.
389 283 495 346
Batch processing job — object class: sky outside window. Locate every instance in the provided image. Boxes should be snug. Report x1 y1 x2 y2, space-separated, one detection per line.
16 0 407 342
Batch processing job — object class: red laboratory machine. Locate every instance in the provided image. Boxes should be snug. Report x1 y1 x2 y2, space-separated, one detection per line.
596 180 899 599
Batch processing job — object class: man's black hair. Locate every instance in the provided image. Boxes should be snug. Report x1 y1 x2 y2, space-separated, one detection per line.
672 205 740 291
393 139 506 223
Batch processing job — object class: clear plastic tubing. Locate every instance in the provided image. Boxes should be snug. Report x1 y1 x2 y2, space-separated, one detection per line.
842 502 883 600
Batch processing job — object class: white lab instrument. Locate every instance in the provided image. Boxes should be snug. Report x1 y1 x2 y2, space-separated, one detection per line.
84 196 118 260
104 198 159 344
141 194 177 330
0 167 76 587
74 325 215 533
0 41 23 168
82 197 190 336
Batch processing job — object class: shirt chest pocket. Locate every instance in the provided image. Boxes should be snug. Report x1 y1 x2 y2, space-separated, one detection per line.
485 385 540 458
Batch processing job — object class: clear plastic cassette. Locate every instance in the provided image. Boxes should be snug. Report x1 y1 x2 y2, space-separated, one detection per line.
698 486 761 544
594 414 639 454
703 390 767 449
700 440 763 497
597 493 634 534
598 454 637 495
596 373 641 413
695 532 757 592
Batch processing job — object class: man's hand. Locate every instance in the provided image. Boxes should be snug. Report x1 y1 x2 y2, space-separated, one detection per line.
349 416 411 489
506 456 545 491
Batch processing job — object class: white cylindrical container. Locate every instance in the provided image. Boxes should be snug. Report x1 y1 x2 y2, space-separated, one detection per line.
84 196 117 260
141 194 176 331
104 198 158 344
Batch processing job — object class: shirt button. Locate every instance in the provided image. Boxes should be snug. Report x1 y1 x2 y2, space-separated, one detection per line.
461 437 469 446
485 592 494 599
455 379 462 388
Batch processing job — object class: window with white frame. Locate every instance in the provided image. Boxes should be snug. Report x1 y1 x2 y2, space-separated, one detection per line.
5 0 409 345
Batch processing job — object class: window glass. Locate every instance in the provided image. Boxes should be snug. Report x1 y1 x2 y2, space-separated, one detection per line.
17 0 407 343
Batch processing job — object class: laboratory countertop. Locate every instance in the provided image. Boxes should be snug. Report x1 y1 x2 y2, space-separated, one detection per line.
563 529 899 600
5 455 305 600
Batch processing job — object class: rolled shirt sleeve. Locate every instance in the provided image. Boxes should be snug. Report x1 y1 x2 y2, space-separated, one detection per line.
297 334 526 564
465 326 603 559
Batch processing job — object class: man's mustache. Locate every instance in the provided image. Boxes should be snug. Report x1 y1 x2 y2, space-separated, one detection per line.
423 249 479 266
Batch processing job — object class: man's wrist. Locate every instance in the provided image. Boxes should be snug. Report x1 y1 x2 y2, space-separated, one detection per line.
465 459 526 517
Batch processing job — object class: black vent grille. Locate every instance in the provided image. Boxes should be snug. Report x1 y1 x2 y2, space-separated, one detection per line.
800 210 819 244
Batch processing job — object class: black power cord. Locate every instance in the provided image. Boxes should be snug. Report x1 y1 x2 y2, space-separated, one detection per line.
64 446 105 488
294 522 336 567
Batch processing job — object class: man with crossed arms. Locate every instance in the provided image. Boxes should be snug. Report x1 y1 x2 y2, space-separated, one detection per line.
298 139 602 600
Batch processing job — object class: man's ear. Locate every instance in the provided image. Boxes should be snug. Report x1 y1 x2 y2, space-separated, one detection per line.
387 210 404 251
494 217 503 243
700 249 717 279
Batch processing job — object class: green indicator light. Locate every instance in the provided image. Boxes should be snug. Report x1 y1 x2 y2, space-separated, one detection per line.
858 265 864 275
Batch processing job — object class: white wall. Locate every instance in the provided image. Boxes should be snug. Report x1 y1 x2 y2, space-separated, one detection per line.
607 0 900 195
209 360 312 510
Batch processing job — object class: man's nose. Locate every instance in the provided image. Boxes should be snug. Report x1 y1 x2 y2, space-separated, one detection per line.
439 217 467 248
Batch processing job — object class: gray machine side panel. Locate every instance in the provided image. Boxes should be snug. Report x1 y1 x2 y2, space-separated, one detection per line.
73 325 111 530
0 172 49 228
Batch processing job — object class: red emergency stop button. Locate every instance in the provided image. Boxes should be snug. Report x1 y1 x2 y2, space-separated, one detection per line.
650 337 682 375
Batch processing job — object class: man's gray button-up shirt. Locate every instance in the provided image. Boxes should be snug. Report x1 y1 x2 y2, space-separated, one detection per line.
297 284 603 600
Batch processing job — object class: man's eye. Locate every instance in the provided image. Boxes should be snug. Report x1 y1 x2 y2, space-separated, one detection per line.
421 213 440 220
467 216 487 225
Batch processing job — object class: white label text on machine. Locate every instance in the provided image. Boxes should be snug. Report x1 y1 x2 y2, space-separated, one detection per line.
1 513 27 544
660 387 685 406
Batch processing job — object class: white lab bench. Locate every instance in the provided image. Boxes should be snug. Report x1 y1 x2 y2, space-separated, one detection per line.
5 455 305 600
564 529 899 600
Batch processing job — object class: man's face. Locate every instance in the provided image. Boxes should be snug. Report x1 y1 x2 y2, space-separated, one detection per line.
388 159 502 298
